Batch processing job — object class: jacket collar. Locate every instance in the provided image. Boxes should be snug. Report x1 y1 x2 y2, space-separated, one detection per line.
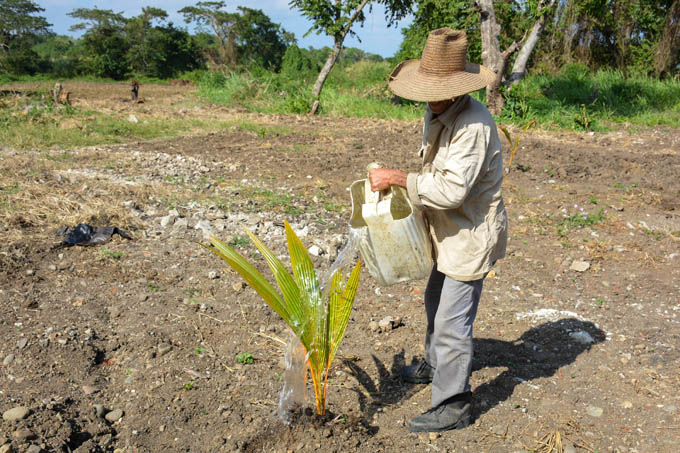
433 95 470 126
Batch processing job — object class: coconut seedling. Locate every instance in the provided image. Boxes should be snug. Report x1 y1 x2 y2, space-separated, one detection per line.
500 119 536 168
202 220 361 415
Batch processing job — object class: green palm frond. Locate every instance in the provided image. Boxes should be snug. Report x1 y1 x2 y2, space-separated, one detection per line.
203 220 361 415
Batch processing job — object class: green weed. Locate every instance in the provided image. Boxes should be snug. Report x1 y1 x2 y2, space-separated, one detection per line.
236 352 254 364
101 246 124 260
557 209 606 237
229 235 250 248
146 282 160 292
182 381 196 391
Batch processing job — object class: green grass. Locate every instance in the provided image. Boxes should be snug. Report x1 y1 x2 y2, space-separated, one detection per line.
0 90 300 150
502 64 680 130
198 61 680 128
196 62 423 120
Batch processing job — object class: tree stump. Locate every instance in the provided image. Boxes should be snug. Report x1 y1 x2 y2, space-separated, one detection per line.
130 80 139 102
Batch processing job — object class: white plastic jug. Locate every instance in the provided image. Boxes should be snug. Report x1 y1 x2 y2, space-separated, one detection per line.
349 174 433 286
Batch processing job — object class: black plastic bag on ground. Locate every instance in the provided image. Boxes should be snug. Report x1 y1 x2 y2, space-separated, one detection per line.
58 224 132 246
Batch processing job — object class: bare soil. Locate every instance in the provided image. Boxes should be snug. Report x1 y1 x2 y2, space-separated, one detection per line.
1 82 679 453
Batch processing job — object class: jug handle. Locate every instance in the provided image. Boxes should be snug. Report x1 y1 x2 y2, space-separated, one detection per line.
366 162 390 202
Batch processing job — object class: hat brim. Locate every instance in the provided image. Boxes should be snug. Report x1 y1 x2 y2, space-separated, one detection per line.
388 59 496 102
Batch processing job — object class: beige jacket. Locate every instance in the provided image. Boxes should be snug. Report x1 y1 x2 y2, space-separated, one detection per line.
406 95 507 281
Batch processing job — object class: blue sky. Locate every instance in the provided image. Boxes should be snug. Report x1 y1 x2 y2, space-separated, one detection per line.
37 0 413 58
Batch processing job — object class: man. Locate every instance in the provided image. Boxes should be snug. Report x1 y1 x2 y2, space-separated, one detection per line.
369 28 508 432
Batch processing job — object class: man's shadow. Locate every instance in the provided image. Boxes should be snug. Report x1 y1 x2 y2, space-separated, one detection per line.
342 318 605 424
471 317 605 419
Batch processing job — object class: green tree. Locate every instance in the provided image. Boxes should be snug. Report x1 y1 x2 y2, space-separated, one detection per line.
0 0 51 74
280 44 320 81
289 0 413 112
548 0 675 73
126 8 202 78
397 0 479 62
234 6 290 70
179 1 238 66
68 7 129 79
32 34 85 77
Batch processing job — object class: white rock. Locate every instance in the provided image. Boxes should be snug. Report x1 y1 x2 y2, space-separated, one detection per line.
308 245 323 257
160 214 177 228
194 220 213 236
570 260 590 272
586 406 603 417
128 114 138 123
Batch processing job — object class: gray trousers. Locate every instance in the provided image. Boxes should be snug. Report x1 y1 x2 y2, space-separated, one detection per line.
424 268 484 407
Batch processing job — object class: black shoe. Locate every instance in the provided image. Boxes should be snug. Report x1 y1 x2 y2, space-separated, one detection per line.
401 361 435 384
408 392 472 433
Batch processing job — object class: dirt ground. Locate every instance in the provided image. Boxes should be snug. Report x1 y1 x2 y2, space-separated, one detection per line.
1 82 679 453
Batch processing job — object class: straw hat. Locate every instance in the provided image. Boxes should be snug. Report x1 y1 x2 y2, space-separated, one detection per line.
388 28 495 102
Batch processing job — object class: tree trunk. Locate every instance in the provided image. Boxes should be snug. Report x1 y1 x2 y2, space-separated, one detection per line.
475 0 519 115
508 0 556 84
487 42 519 115
476 0 503 73
309 0 371 114
310 38 344 113
654 0 680 77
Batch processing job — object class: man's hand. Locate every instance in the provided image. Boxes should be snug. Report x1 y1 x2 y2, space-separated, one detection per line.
369 168 408 191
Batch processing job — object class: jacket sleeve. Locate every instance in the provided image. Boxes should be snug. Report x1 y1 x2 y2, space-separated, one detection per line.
407 122 487 210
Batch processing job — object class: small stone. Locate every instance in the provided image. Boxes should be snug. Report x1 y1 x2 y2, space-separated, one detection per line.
378 316 394 332
160 214 177 228
139 294 149 302
569 330 595 344
94 404 106 418
105 409 123 423
621 401 633 409
82 385 98 395
570 260 590 272
173 218 189 230
428 432 440 440
49 264 57 271
663 405 677 415
99 434 113 447
232 282 244 292
586 406 603 417
3 406 30 421
3 354 15 366
26 446 40 453
128 114 138 123
158 344 172 356
12 429 35 441
194 220 213 237
308 245 323 257
491 425 505 435
208 271 219 279
26 269 35 276
16 338 28 349
0 444 12 453
369 321 379 332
